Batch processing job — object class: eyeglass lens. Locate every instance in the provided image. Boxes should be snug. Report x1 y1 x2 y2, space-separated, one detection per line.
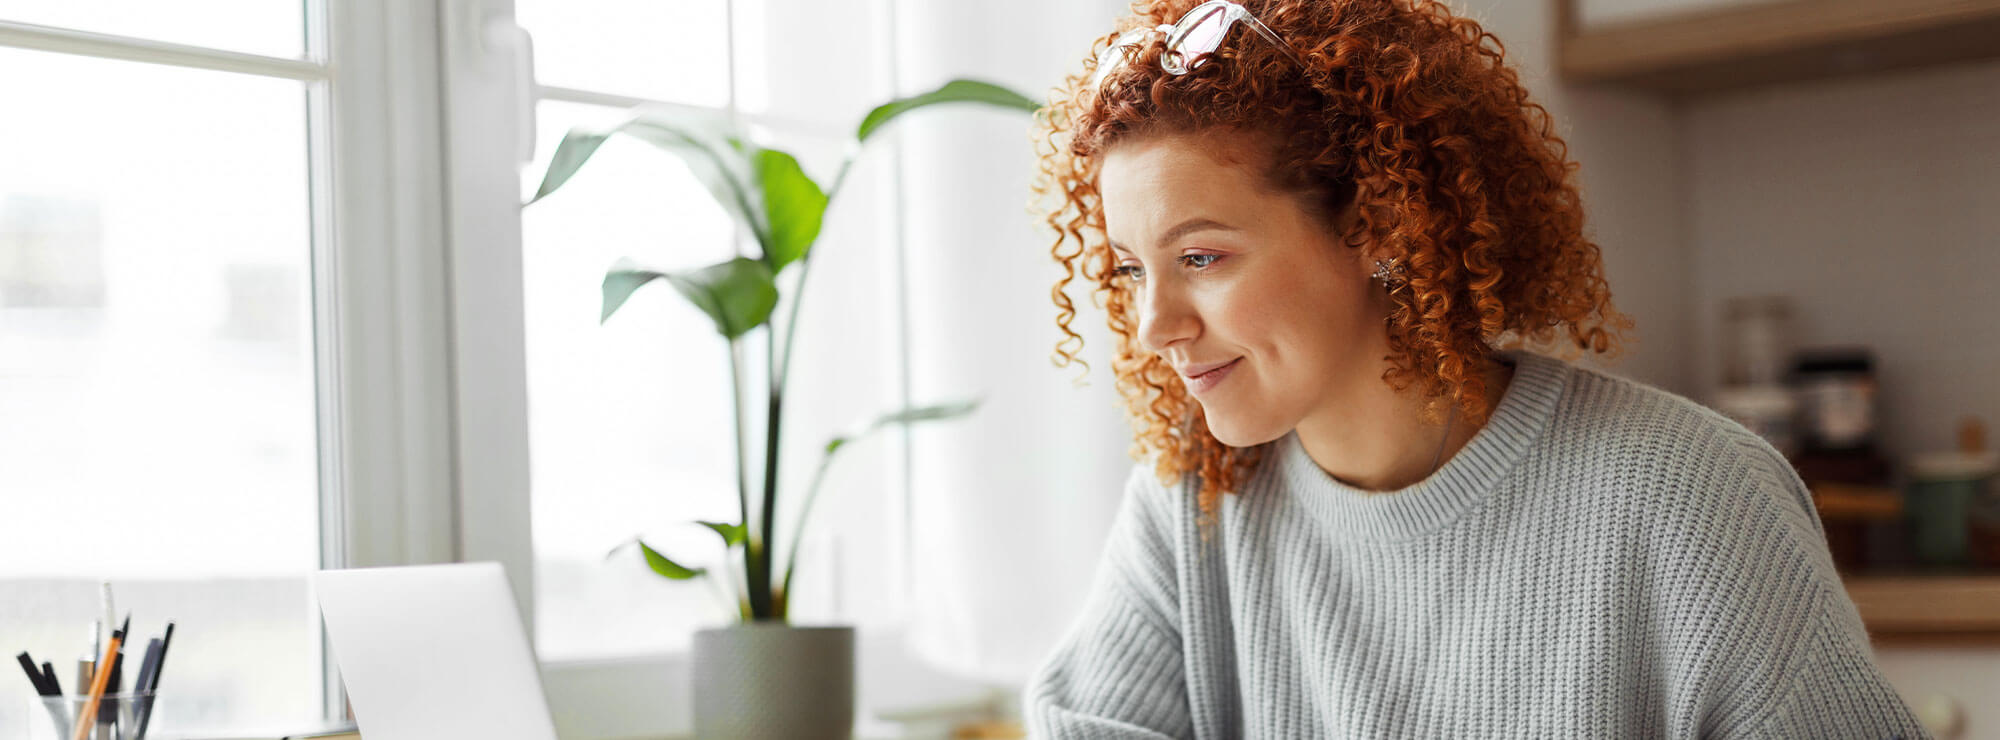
1164 5 1233 74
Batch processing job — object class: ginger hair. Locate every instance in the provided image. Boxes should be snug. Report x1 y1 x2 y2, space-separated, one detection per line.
1031 0 1634 522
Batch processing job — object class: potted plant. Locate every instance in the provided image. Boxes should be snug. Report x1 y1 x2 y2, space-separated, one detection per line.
527 78 1038 740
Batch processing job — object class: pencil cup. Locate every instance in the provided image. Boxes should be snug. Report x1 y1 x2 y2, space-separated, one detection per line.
22 691 158 740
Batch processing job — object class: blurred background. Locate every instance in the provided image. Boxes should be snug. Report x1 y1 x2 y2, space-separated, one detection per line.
0 0 1994 737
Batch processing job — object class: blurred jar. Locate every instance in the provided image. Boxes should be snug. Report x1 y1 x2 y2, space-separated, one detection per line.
1905 449 1997 568
1723 295 1794 387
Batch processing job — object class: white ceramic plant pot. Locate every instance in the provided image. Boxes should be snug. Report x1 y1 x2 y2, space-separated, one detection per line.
691 623 855 740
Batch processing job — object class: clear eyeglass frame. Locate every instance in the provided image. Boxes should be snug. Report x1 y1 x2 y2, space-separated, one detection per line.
1089 0 1306 93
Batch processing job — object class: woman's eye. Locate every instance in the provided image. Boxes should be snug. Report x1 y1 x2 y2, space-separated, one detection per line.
1111 254 1218 284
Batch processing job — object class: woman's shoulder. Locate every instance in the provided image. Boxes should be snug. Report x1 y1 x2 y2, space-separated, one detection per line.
1532 357 1844 614
1532 354 1822 536
1546 356 1793 480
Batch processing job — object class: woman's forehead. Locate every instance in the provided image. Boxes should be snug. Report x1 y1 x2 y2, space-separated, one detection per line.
1100 134 1284 221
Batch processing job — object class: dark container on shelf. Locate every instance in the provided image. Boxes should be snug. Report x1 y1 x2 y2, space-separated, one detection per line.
1789 348 1878 453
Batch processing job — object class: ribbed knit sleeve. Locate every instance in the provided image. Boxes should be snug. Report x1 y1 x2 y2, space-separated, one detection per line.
1726 589 1931 740
1022 466 1193 740
1709 436 1933 740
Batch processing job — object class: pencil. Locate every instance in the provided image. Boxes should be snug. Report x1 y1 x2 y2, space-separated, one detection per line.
73 615 126 740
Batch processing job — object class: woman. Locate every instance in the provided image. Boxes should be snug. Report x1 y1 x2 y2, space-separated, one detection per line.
1021 1 1929 738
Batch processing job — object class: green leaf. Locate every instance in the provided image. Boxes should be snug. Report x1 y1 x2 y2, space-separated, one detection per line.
528 127 614 205
870 399 982 427
753 148 827 272
529 106 771 248
824 398 983 455
600 264 659 323
696 520 747 548
856 79 1040 143
600 257 779 339
638 540 705 580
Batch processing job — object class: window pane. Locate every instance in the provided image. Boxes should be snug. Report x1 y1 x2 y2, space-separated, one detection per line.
0 1 304 59
0 47 320 732
523 100 742 660
516 0 729 106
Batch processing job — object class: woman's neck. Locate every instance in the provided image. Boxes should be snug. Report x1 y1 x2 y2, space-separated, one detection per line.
1292 354 1516 493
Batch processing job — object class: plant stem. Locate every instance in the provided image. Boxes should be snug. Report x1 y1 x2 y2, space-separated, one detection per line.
756 390 780 620
758 332 782 620
728 337 770 619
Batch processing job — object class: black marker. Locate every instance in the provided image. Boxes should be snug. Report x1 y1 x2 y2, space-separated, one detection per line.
17 651 54 695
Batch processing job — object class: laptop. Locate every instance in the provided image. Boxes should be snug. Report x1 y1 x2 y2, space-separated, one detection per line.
311 562 560 740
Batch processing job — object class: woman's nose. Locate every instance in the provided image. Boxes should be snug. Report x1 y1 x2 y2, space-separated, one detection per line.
1135 282 1197 354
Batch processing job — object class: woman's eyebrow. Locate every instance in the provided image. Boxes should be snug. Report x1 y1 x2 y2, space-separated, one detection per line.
1109 217 1239 254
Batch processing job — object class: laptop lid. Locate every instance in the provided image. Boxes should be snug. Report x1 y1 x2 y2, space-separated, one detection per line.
312 562 559 740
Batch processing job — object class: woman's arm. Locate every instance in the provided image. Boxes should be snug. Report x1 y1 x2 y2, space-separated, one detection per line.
1701 437 1932 739
1720 591 1931 739
1020 467 1194 739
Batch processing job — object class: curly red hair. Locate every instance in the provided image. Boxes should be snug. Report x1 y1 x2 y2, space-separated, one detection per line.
1033 0 1633 522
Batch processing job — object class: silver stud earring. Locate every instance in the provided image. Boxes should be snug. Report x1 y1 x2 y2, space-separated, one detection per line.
1370 257 1409 290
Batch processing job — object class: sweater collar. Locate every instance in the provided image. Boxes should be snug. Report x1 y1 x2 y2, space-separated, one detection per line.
1275 348 1570 542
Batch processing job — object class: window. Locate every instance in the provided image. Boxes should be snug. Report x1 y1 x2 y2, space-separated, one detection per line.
0 2 465 735
0 9 327 736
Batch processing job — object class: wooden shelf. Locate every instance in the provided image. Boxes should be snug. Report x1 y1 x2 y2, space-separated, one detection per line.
1557 0 2000 95
1842 573 2000 645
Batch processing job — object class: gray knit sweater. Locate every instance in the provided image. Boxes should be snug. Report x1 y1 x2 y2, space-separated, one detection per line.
1023 348 1931 739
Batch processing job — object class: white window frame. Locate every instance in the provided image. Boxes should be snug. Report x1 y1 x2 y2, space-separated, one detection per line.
4 0 978 735
0 0 500 727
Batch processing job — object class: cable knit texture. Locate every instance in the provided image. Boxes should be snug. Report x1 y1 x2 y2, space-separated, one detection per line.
1022 348 1931 739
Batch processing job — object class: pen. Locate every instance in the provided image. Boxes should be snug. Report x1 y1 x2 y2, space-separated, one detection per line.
21 652 73 739
131 639 162 740
98 648 122 732
18 651 55 695
149 622 173 692
74 614 126 740
131 622 174 740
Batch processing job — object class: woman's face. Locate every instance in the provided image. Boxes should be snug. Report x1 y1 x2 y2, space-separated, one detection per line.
1098 131 1391 447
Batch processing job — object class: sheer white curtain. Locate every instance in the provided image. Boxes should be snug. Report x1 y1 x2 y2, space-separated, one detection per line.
893 0 1136 686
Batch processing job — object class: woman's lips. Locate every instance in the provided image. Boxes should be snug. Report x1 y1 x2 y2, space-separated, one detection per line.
1186 358 1241 395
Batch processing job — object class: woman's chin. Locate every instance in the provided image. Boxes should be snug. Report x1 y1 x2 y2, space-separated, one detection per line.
1201 411 1278 449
